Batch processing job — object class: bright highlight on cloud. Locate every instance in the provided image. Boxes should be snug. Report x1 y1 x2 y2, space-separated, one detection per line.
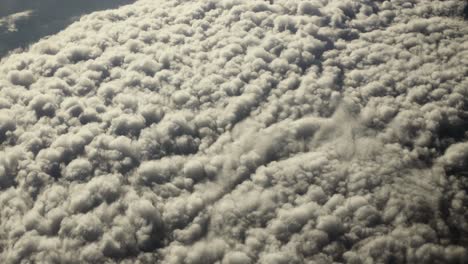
0 0 467 263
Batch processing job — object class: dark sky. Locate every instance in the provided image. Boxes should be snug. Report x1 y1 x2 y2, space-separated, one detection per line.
0 0 136 58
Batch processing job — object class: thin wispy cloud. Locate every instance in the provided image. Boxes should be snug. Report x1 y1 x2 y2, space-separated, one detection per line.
0 10 33 33
0 0 136 57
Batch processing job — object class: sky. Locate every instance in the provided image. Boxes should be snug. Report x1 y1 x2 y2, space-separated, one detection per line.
0 0 467 263
0 0 136 57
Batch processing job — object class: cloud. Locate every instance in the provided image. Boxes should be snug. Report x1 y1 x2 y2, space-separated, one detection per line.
0 0 467 263
438 142 468 172
0 10 34 33
0 1 137 58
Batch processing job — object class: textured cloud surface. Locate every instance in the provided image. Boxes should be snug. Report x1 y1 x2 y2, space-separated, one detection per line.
0 0 467 263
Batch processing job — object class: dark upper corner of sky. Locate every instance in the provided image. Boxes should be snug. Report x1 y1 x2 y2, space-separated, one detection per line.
0 0 136 58
464 1 468 19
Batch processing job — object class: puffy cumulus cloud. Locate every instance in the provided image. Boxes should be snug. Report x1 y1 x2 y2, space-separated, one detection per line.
438 142 468 172
0 0 467 263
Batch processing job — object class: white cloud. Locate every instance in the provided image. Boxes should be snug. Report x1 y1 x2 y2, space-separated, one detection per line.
0 0 467 263
0 10 34 33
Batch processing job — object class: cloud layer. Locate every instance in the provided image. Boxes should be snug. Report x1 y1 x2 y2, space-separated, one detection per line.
0 0 467 263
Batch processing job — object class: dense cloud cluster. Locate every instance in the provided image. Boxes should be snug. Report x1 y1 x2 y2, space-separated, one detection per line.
0 0 467 263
